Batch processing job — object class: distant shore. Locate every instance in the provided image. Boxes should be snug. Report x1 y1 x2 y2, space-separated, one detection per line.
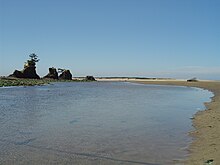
97 78 220 164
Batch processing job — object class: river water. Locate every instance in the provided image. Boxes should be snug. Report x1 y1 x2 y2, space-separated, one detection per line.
0 82 212 165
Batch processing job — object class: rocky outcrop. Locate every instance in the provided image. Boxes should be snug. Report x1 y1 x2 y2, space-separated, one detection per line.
44 67 58 79
22 66 40 79
11 70 24 78
10 66 40 79
9 53 40 79
85 76 96 81
59 70 72 80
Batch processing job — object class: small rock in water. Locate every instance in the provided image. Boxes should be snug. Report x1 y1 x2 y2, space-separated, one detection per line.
204 159 214 164
85 76 96 81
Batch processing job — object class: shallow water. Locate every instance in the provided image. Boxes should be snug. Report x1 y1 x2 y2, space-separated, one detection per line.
0 82 212 165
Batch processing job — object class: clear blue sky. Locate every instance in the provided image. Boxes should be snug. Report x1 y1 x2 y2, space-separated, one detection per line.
0 0 220 79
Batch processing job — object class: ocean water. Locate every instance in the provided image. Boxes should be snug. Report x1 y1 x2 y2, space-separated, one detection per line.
0 82 212 165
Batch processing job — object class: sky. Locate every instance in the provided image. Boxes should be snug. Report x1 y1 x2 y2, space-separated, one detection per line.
0 0 220 79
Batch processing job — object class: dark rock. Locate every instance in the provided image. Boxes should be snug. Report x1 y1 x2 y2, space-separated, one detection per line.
204 159 214 164
85 76 96 81
22 66 40 79
9 66 40 79
44 67 58 79
59 70 72 80
187 78 198 82
9 70 24 78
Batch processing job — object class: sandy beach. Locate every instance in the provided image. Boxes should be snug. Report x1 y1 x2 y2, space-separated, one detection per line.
97 78 220 164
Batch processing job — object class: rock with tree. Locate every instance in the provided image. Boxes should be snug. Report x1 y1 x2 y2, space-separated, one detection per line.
9 53 40 79
44 67 58 79
58 68 72 80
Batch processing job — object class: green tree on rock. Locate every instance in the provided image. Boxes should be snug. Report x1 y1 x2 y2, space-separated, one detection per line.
24 53 40 68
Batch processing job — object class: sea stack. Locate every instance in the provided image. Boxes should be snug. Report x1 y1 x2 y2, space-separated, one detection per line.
44 67 59 79
58 69 72 80
9 53 40 79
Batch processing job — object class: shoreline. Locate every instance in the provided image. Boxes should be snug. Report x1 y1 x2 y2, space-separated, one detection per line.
97 78 220 164
0 77 92 87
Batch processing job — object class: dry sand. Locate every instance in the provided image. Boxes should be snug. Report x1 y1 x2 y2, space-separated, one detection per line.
98 78 220 165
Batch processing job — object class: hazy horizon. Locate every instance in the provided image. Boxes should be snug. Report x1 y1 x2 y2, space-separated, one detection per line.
1 0 220 80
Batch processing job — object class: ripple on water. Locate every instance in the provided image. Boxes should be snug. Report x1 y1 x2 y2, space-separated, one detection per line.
0 82 213 165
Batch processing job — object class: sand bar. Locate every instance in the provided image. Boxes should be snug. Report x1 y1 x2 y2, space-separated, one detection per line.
97 78 220 164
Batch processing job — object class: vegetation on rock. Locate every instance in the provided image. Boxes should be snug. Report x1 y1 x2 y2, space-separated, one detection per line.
10 53 40 79
25 53 40 68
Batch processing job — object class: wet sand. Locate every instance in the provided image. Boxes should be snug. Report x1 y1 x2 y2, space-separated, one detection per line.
98 79 220 164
